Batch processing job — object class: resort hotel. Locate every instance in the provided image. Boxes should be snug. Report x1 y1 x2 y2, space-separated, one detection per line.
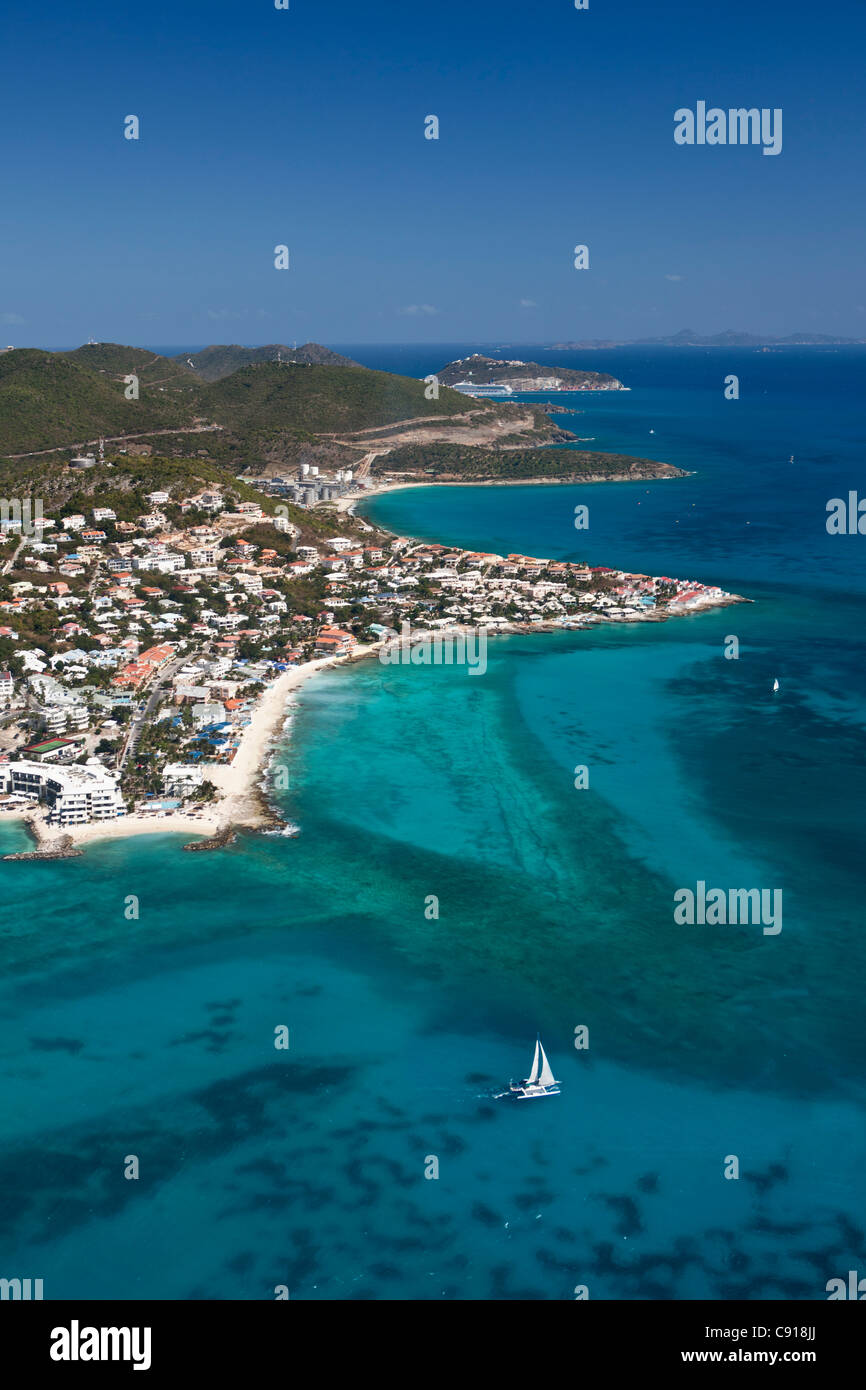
0 760 126 826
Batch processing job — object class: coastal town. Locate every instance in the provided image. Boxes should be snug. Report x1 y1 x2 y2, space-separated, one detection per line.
0 456 741 850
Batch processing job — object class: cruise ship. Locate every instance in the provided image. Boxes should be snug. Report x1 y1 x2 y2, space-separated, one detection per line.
450 380 514 398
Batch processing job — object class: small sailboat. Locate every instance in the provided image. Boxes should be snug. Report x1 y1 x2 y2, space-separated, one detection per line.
772 677 780 693
496 1036 560 1100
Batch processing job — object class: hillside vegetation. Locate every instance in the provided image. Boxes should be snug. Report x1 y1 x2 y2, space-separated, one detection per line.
0 350 200 455
0 452 258 513
174 341 362 381
0 451 370 547
379 442 686 481
206 362 471 435
61 343 200 389
0 349 474 459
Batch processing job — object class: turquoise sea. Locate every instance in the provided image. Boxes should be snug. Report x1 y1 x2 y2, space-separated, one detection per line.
1 348 864 1300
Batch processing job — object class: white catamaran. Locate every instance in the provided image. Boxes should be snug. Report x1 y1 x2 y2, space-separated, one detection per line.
497 1036 560 1100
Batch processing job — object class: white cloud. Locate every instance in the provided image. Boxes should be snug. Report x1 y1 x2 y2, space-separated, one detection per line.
398 304 439 316
1 312 24 325
519 298 538 308
206 308 247 321
664 274 684 282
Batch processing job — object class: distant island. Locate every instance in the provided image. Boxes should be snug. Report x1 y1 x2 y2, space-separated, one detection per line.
549 328 866 348
437 353 625 392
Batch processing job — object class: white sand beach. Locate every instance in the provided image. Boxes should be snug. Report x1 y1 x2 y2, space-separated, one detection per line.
199 644 379 831
2 645 380 853
1 589 741 858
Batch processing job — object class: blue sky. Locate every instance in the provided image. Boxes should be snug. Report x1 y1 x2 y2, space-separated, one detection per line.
2 0 863 345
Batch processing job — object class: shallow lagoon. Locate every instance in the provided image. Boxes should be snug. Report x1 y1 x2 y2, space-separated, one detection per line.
1 348 864 1299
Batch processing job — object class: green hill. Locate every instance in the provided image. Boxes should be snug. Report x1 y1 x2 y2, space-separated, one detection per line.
204 362 471 435
0 349 200 456
0 349 530 467
175 341 363 381
62 342 200 389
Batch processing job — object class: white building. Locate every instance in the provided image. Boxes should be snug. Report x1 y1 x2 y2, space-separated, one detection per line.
163 763 205 794
27 673 89 733
189 546 220 567
133 552 186 574
0 760 125 824
236 572 263 592
191 701 226 728
182 491 224 514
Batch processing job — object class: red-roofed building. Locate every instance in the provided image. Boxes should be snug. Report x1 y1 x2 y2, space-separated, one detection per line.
139 643 175 664
112 641 175 689
315 627 356 655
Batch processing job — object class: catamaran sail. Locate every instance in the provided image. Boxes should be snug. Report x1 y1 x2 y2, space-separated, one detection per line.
496 1035 560 1099
526 1038 556 1087
534 1042 556 1089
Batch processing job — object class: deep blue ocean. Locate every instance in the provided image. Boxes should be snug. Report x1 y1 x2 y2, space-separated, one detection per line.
1 346 864 1300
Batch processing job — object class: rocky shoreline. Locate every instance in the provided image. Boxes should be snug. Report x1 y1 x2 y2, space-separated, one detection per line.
2 821 83 861
182 825 239 852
